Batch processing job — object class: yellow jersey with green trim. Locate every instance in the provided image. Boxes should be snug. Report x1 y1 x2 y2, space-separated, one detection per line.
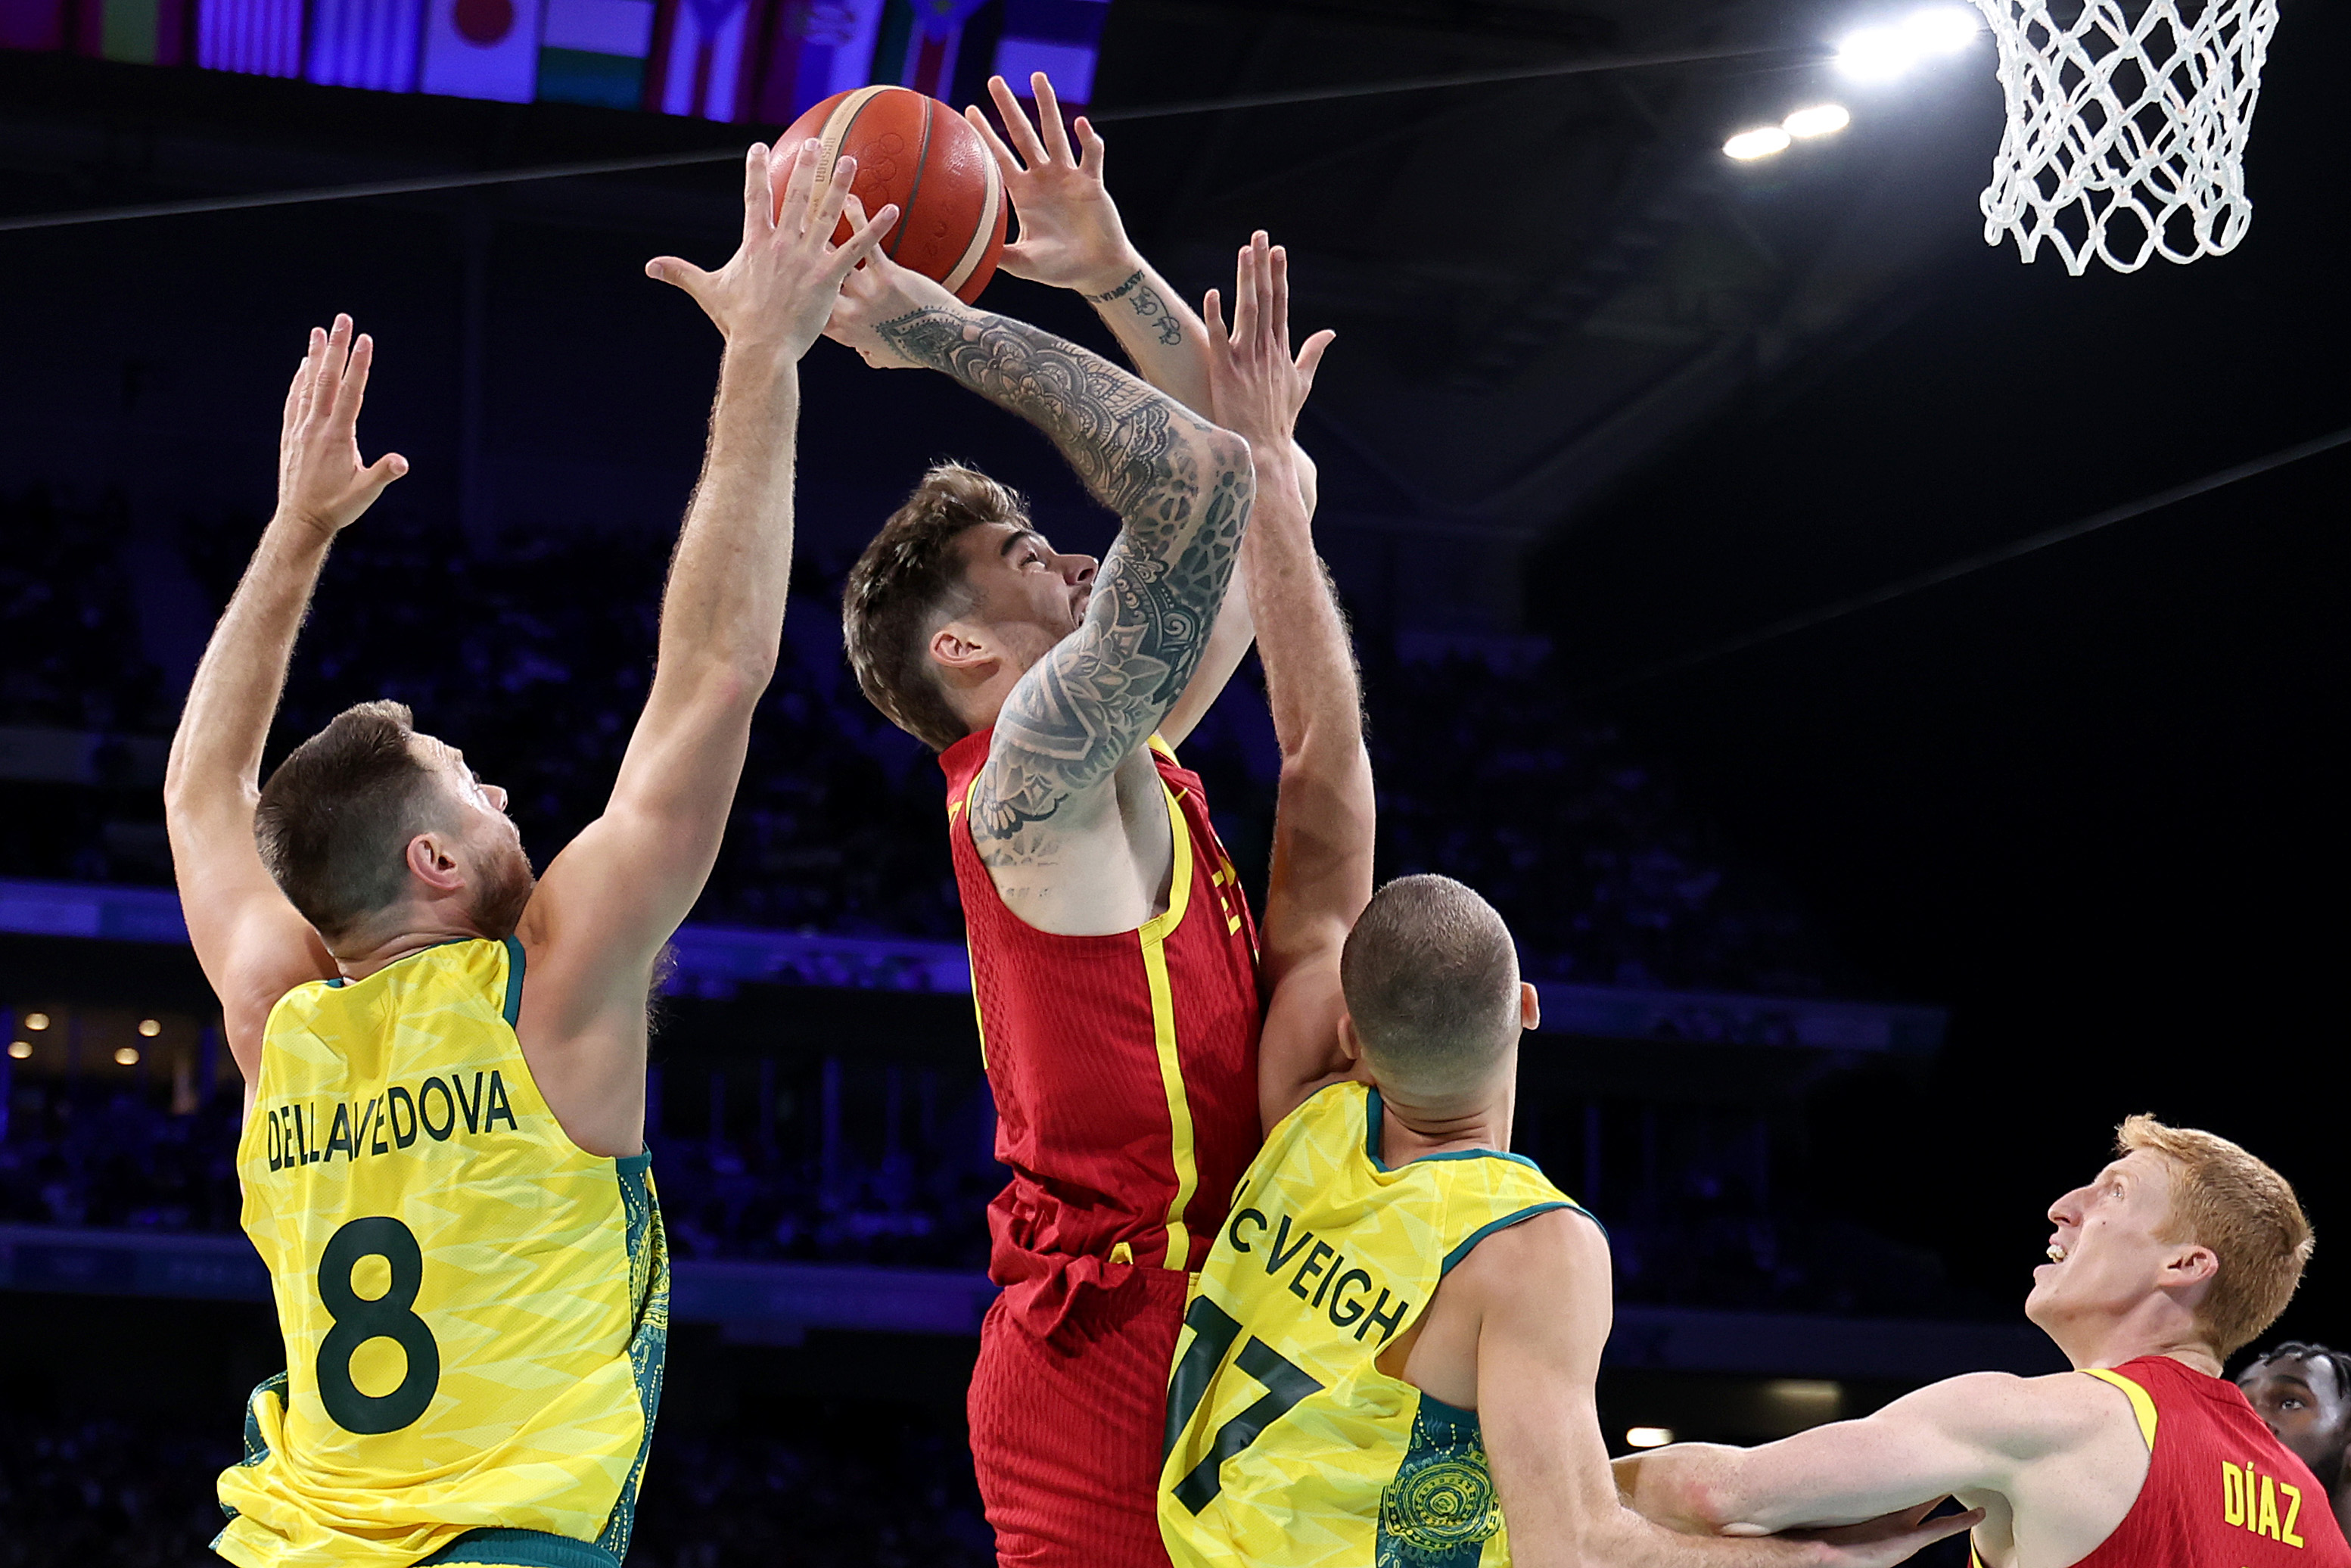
216 937 667 1568
1158 1080 1586 1568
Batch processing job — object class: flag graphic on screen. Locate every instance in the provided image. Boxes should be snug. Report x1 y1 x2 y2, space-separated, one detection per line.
745 0 885 124
648 0 748 120
419 0 546 100
197 0 302 74
307 0 426 90
537 0 653 107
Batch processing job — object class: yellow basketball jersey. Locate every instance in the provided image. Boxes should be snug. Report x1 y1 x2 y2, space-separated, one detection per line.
215 938 667 1568
1158 1080 1586 1568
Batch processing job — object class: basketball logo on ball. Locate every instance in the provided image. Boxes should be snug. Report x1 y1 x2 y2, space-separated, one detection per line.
779 86 1007 303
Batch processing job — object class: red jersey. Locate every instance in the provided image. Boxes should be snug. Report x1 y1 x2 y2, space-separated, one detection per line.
2063 1356 2350 1568
941 730 1263 1339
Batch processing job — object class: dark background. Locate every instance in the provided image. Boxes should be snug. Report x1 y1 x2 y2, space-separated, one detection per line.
0 0 2343 1459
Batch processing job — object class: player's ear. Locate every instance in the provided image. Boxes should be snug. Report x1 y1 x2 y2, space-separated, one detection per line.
929 622 999 680
1335 1013 1364 1069
1519 982 1541 1033
405 832 465 894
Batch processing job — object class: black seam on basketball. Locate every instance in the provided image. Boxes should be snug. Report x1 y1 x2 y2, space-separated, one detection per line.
889 97 935 263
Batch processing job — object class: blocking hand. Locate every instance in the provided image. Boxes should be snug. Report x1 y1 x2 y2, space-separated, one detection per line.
276 314 406 540
646 140 899 362
1792 1500 1986 1568
1202 232 1334 454
966 72 1138 297
823 196 966 369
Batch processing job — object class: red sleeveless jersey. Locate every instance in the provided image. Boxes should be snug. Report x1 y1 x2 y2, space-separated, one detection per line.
941 730 1262 1339
2065 1355 2350 1568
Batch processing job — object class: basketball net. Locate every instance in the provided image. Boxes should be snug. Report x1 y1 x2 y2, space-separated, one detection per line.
1970 0 2280 273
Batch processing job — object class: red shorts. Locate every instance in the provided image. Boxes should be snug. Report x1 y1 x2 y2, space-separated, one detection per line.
966 1266 1189 1568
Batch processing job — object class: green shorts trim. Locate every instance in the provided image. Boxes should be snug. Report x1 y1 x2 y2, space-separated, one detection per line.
417 1528 621 1568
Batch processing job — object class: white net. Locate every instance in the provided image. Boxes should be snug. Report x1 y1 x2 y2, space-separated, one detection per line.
1970 0 2281 273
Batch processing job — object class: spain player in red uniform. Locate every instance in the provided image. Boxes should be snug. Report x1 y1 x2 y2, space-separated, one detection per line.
829 86 1330 1564
1618 1116 2350 1568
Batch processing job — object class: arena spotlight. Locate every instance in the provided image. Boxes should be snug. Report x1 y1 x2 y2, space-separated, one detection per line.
115 1046 140 1066
1627 1426 1675 1448
138 1018 161 1037
1724 126 1794 160
1835 7 1980 79
1783 103 1853 138
7 1041 28 1059
23 1011 48 1031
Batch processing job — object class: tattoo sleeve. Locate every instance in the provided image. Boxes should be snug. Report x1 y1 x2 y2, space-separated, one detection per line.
874 306 1253 844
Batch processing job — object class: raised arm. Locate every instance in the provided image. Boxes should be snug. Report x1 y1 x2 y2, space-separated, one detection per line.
1199 237 1362 1132
509 142 894 1156
1462 1212 1982 1568
829 247 1253 886
164 318 406 1079
967 74 1323 745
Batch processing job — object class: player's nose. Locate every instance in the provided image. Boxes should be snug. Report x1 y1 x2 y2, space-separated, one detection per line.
1061 552 1098 587
484 783 509 811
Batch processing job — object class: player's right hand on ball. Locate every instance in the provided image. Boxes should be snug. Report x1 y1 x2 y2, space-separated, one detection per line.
822 198 965 369
645 140 898 362
966 72 1137 297
276 314 406 540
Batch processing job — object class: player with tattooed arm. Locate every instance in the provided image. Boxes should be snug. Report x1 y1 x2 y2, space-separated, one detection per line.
1617 1119 2351 1568
829 179 1298 1562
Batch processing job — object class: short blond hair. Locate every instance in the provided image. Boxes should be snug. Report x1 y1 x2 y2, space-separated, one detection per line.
2119 1114 2313 1358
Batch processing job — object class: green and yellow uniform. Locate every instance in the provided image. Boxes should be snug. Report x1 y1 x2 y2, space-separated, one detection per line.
216 938 667 1568
1159 1080 1587 1568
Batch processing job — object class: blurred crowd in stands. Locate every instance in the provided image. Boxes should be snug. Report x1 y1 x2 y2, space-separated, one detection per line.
0 488 1956 1319
2 490 1851 995
0 1407 992 1566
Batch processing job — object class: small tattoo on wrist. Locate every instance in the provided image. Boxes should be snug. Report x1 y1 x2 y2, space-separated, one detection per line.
1085 269 1183 347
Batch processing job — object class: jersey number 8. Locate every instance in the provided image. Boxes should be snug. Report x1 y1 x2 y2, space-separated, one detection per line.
316 1216 441 1434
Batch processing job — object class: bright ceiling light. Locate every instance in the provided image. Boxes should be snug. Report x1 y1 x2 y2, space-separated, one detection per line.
1836 8 1978 77
1627 1426 1675 1448
1783 103 1852 137
1724 126 1793 160
1903 5 1980 53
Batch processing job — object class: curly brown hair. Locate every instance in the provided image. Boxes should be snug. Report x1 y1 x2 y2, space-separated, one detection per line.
841 463 1028 751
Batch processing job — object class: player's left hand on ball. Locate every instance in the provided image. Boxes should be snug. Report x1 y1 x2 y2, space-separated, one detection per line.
822 196 963 369
966 72 1137 297
1202 230 1335 453
645 139 898 362
1792 1498 1986 1568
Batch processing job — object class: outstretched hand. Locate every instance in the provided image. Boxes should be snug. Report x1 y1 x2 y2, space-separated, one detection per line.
966 73 1137 297
1202 232 1334 454
277 315 406 540
646 140 900 361
1786 1500 1986 1568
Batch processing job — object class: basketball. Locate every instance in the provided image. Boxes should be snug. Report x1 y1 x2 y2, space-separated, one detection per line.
779 86 1008 304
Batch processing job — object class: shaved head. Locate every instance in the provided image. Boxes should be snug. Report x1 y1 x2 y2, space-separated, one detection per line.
1340 875 1522 1101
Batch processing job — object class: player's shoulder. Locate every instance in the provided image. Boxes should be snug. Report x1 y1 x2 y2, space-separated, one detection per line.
1893 1367 2137 1458
1443 1203 1610 1302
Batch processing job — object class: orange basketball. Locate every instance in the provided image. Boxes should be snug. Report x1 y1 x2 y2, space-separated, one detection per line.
779 86 1007 305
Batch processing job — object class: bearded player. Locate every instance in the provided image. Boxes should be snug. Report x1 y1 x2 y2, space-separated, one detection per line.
829 96 1338 1562
163 146 891 1566
1153 244 1975 1568
1618 1119 2351 1568
2241 1342 2351 1535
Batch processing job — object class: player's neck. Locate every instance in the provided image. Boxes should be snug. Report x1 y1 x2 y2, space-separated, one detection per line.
1377 1089 1513 1165
334 901 493 982
2046 1305 2223 1378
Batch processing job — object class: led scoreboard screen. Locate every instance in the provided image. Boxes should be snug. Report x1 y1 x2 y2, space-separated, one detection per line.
0 0 1109 125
